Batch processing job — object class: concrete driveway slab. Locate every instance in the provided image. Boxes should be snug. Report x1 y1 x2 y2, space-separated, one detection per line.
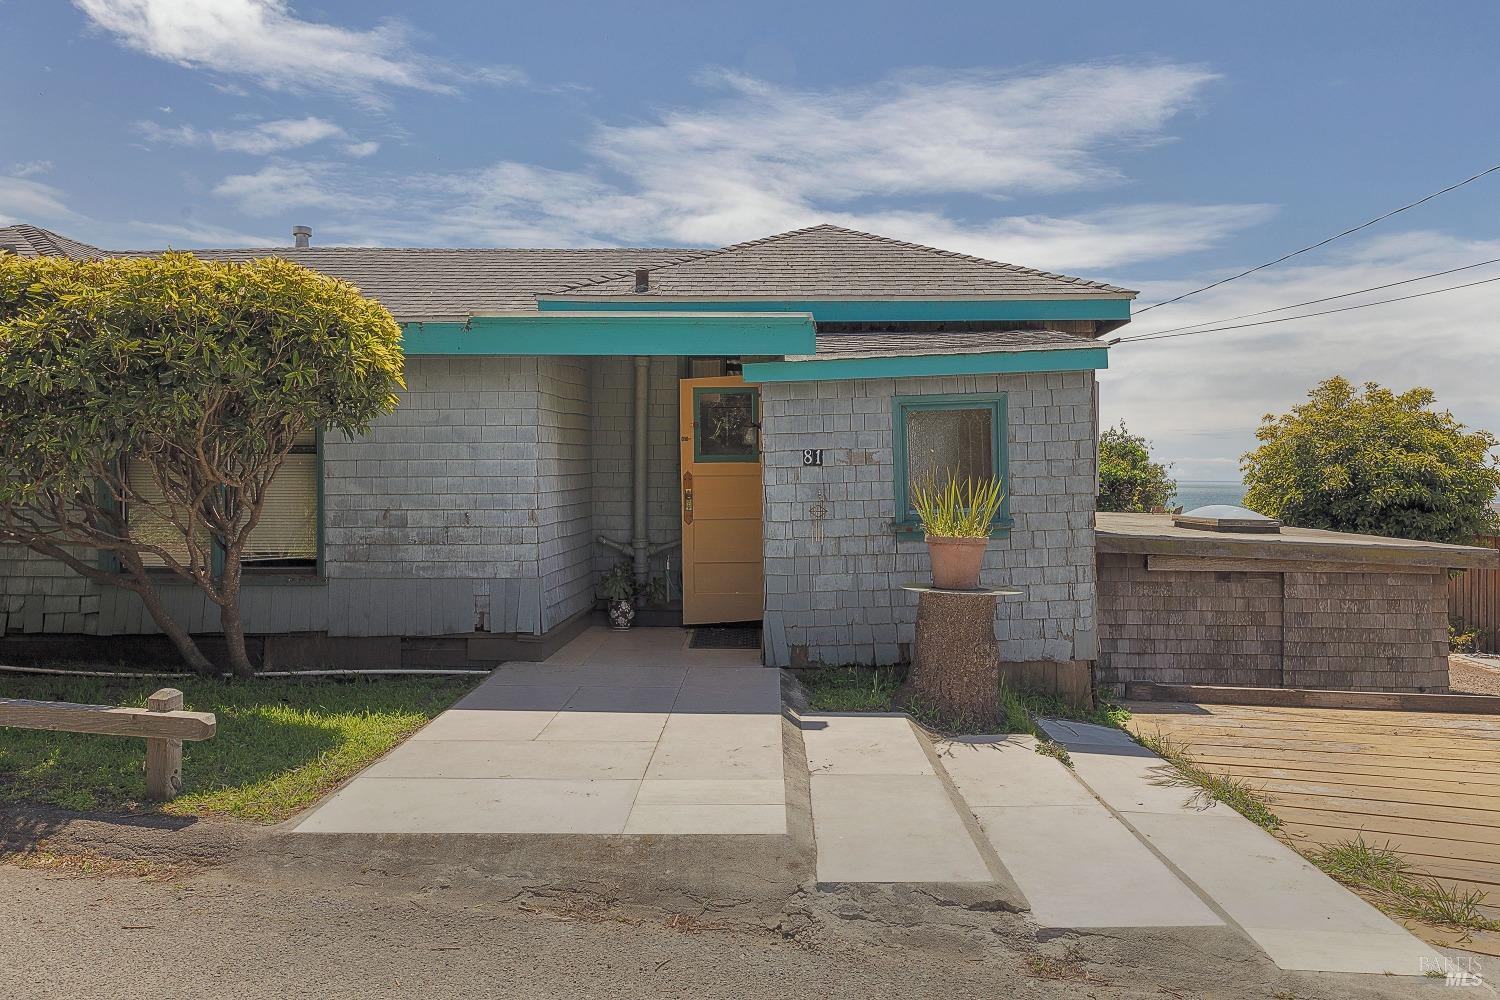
624 803 787 835
365 740 656 780
646 714 784 781
536 710 670 743
295 628 787 836
634 779 784 805
801 714 935 776
451 682 579 712
973 804 1222 928
1067 746 1224 816
409 709 558 742
935 735 1097 808
1127 811 1445 974
296 777 641 834
810 773 990 883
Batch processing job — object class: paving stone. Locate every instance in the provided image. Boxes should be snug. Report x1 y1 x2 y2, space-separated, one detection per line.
973 804 1221 928
624 803 787 835
452 682 579 712
409 709 558 742
295 778 640 834
1125 812 1443 974
634 779 785 805
810 773 990 883
536 710 670 743
935 735 1097 808
365 740 656 780
801 714 933 775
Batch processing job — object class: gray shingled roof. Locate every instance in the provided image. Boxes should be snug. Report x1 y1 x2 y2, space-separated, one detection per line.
158 247 700 321
544 224 1137 300
791 328 1101 362
0 224 108 261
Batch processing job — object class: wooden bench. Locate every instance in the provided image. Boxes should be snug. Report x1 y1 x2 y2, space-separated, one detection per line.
0 688 217 801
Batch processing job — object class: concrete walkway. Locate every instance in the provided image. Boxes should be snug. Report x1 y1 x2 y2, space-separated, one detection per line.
1036 719 1446 977
802 713 991 883
936 733 1221 928
296 628 785 835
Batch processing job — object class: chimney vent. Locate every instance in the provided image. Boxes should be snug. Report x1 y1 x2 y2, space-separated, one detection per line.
292 225 312 248
633 268 650 293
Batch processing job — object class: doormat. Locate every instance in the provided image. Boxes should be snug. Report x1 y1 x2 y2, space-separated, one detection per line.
689 625 762 650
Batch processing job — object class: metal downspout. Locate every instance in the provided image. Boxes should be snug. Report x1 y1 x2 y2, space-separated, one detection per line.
631 355 650 589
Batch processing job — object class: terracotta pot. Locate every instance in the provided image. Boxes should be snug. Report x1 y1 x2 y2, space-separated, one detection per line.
925 535 989 590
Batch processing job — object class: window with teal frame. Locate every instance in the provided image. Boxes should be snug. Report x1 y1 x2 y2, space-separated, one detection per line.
891 392 1011 536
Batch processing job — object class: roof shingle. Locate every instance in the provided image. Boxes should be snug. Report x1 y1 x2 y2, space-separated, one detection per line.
543 224 1137 299
0 224 108 261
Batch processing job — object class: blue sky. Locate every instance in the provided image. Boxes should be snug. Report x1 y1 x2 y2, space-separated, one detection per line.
5 0 1499 480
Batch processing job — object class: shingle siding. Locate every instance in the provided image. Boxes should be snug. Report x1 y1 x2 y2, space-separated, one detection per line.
759 370 1099 667
1095 553 1450 691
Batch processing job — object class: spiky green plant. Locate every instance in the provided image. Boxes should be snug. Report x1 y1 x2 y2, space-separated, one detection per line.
910 471 1005 537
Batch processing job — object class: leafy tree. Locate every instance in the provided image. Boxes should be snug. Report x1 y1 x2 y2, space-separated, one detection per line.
0 252 403 675
1098 421 1177 513
1242 377 1500 544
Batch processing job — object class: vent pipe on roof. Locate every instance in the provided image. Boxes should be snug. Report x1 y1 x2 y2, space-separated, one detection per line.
633 268 649 293
292 225 312 249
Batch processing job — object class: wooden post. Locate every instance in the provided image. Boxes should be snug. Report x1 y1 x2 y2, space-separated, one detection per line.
144 688 184 802
903 590 1002 727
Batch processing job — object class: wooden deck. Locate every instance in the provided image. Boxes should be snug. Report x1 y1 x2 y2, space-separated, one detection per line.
1125 699 1500 954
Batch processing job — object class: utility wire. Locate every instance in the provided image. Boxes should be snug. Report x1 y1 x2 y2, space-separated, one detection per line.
1114 272 1500 345
1118 257 1500 341
1132 162 1500 315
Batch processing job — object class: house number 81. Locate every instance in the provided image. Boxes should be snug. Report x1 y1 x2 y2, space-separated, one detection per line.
802 449 824 467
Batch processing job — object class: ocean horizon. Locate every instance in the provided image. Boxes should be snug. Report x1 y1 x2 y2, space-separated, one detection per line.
1173 479 1248 511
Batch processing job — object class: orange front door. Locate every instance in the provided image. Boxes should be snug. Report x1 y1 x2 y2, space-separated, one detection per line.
679 376 764 625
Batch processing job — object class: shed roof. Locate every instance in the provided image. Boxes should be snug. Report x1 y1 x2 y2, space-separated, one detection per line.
1097 512 1500 570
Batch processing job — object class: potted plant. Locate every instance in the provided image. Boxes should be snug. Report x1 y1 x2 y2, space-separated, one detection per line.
910 472 1006 590
599 561 637 630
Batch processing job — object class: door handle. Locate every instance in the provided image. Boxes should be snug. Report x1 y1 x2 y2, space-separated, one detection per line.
682 471 694 525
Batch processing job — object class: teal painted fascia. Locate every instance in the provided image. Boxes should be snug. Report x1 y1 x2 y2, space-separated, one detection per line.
401 311 815 356
538 297 1132 323
742 346 1109 383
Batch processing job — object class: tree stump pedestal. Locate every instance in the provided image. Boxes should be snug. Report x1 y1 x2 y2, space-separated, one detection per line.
900 585 1020 728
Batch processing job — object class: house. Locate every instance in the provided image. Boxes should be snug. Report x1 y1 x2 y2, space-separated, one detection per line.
0 222 1120 675
4 221 1494 690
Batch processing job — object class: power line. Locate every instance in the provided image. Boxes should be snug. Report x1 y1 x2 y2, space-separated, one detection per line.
1114 272 1500 345
1132 162 1500 315
1118 257 1500 341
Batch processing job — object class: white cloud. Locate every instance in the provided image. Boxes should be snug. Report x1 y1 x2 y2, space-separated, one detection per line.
11 160 54 178
126 219 278 246
272 63 1263 264
343 141 379 158
0 175 74 224
139 116 349 154
1099 231 1500 480
213 161 392 215
73 0 521 102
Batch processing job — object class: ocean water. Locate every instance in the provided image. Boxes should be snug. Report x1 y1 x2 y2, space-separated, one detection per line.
1173 480 1248 512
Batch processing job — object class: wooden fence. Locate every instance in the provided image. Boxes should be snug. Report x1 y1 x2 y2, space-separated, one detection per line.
0 687 216 800
1449 534 1500 652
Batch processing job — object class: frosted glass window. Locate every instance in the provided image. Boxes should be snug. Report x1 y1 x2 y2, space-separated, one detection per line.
906 407 994 485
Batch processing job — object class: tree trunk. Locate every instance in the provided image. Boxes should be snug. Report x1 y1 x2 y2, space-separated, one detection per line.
901 590 1001 729
216 552 255 678
131 577 216 675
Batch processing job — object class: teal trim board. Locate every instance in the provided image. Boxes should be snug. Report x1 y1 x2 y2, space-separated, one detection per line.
742 346 1108 383
539 297 1133 323
402 311 815 356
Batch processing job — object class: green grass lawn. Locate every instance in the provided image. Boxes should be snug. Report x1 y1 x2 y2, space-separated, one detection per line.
795 663 1127 737
0 673 475 822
